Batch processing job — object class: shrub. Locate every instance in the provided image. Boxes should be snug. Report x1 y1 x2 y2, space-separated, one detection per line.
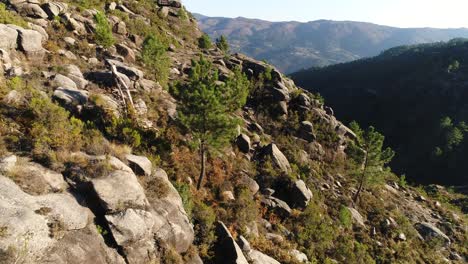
338 205 352 229
173 182 193 218
140 34 170 86
198 34 212 49
192 201 216 258
29 96 84 161
216 35 229 53
105 118 142 148
0 3 28 27
94 12 115 48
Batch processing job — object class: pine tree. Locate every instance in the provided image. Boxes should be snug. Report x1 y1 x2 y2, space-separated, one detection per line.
347 121 395 204
216 35 230 54
175 56 250 189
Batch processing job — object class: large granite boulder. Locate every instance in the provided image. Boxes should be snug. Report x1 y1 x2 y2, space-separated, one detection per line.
64 64 88 89
125 154 152 176
236 133 251 153
42 2 68 18
259 143 291 174
298 121 316 142
15 26 45 60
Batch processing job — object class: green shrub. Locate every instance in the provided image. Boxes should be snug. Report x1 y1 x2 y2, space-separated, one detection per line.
94 12 115 48
198 34 212 49
216 35 229 53
29 96 84 160
105 118 142 148
192 201 216 258
173 182 193 218
0 3 28 27
140 34 170 86
338 205 352 229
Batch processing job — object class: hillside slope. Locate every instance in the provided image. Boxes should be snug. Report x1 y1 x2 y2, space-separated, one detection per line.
195 14 468 73
0 1 466 264
291 40 468 186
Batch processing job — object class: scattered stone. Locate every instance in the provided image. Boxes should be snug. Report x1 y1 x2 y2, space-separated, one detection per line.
289 249 309 263
114 21 127 35
221 190 235 201
65 65 88 89
397 233 407 241
416 195 426 202
106 59 144 80
116 43 135 62
261 196 292 217
239 175 259 194
19 3 48 19
64 37 76 46
53 87 89 108
42 2 68 18
298 121 316 142
134 98 148 116
265 233 284 243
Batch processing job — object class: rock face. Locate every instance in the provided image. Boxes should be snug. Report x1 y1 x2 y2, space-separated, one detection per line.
298 121 316 142
414 222 451 246
214 221 249 264
259 143 291 174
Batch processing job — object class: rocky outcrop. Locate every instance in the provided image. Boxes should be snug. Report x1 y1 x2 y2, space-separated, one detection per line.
298 121 316 142
236 133 251 153
125 154 152 176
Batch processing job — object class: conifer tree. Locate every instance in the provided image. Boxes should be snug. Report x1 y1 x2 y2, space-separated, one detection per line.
175 56 249 189
216 35 230 54
347 121 395 204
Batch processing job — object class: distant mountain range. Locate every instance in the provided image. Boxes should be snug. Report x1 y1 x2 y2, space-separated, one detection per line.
195 14 468 73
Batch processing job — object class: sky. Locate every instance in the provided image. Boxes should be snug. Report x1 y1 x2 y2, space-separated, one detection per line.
184 0 468 29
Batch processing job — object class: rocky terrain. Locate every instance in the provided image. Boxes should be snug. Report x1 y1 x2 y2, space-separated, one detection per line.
195 14 468 73
0 1 466 264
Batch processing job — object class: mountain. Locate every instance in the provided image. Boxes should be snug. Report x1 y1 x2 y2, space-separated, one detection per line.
0 1 466 264
195 13 468 73
291 39 468 186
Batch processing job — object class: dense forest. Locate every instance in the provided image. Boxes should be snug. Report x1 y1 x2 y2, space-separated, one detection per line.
292 39 468 186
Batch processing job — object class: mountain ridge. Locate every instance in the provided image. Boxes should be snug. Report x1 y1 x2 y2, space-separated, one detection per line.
195 13 468 73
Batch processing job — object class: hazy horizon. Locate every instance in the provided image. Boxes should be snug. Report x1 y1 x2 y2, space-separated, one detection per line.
185 0 468 29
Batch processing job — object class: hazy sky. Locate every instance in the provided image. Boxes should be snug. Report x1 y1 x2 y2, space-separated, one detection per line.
184 0 468 28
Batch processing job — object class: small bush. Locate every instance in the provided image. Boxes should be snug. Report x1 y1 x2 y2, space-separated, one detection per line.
192 201 216 258
198 34 212 49
94 12 115 48
0 3 28 27
338 205 352 229
140 34 170 86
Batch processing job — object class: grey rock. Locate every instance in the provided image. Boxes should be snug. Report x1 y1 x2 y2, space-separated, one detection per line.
249 250 280 264
265 233 284 243
260 143 291 174
414 222 451 246
53 87 89 106
61 13 86 34
53 73 77 89
105 209 155 245
299 121 316 142
0 24 18 50
150 169 194 253
19 3 48 18
347 207 365 227
42 2 68 18
261 196 292 217
113 21 127 35
116 43 135 62
398 233 406 241
240 175 259 194
0 155 17 173
125 154 152 176
214 221 249 264
289 249 309 263
106 59 144 80
65 64 88 89
134 98 148 116
15 27 45 60
64 37 76 46
108 2 117 11
91 170 149 212
289 180 313 209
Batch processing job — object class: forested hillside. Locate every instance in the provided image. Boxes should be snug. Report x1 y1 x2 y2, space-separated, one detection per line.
292 39 468 186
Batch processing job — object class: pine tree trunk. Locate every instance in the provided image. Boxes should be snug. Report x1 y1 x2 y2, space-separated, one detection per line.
197 140 206 190
353 150 369 204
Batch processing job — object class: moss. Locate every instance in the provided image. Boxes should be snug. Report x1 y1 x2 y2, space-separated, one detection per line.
93 12 115 48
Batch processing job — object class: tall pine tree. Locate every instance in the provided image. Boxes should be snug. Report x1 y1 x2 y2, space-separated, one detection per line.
174 56 249 189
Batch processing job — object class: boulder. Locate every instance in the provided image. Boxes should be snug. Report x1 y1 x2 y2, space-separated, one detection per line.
91 170 150 212
298 121 316 142
260 143 291 174
289 180 313 209
277 101 288 115
236 133 251 153
270 86 289 102
42 2 68 18
53 87 89 106
239 175 259 194
53 73 78 89
414 222 451 246
289 249 309 263
61 13 86 34
261 196 292 217
114 21 127 35
347 207 365 227
125 154 152 176
116 43 135 62
105 209 155 245
134 98 148 116
18 3 48 18
249 250 280 264
0 24 19 50
106 59 144 80
65 65 88 89
214 221 249 264
15 27 45 60
0 155 17 173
